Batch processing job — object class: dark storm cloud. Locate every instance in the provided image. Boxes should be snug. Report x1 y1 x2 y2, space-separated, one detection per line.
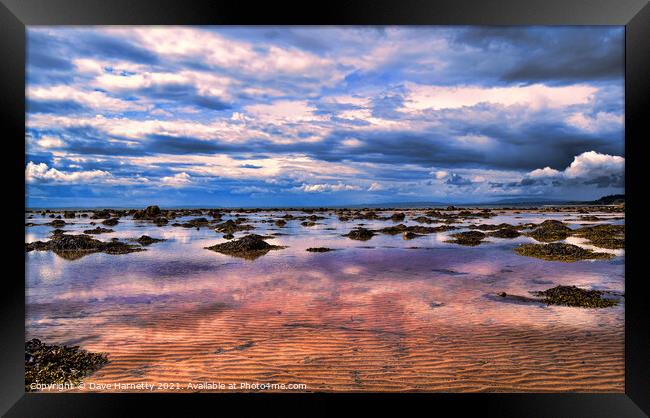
452 27 624 84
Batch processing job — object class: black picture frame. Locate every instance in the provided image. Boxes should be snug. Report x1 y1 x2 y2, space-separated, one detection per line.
2 0 648 416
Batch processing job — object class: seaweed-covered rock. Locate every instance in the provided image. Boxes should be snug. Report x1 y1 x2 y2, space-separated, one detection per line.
532 285 619 308
133 205 162 220
514 243 614 262
214 219 254 234
25 339 108 392
402 231 421 240
63 211 76 219
48 219 66 228
390 212 406 222
301 221 317 227
379 223 456 235
446 230 486 246
306 247 334 252
489 228 521 239
527 220 572 242
223 233 234 240
102 218 119 226
176 217 211 229
413 216 436 224
344 228 375 241
205 234 285 259
153 217 169 226
25 234 144 260
83 227 113 235
275 219 287 227
135 235 166 246
573 224 624 249
90 209 112 219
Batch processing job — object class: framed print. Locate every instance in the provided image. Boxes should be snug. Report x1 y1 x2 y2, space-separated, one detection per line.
1 0 648 416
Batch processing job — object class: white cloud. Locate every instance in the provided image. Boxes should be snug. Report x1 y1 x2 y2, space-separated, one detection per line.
160 172 192 187
26 161 111 183
525 151 624 183
403 83 597 111
368 182 384 191
528 166 562 178
36 136 64 149
297 182 362 193
564 151 624 179
566 111 623 133
28 85 143 112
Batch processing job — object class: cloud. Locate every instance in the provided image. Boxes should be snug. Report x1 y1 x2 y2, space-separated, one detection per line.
160 172 192 187
522 151 624 188
25 27 625 206
297 182 362 193
445 173 473 186
26 161 111 183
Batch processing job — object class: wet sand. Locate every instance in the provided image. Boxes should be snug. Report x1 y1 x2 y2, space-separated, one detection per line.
25 208 624 392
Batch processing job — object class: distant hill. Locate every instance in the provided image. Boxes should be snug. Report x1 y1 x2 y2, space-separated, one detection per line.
588 194 624 205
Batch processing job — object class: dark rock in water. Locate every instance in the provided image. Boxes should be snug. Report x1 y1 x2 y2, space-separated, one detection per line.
446 230 486 246
223 233 234 240
51 229 67 235
301 221 317 227
527 220 572 242
25 338 108 392
572 224 624 249
135 235 166 246
402 231 421 240
275 219 287 227
514 243 614 262
214 219 254 234
63 211 76 219
205 234 285 259
25 234 144 260
413 216 436 224
380 223 456 235
489 228 521 239
533 285 619 308
176 217 211 228
390 212 406 222
90 209 112 219
47 219 66 228
102 218 119 226
344 228 375 241
153 217 168 226
133 205 162 220
83 227 113 235
306 247 334 252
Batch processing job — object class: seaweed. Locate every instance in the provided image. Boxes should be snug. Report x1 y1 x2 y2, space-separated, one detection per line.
446 230 486 246
572 224 625 249
205 234 285 259
25 339 109 392
135 235 166 246
83 227 114 235
488 228 521 239
344 228 376 241
514 243 614 262
532 285 619 308
214 219 254 234
102 218 119 226
25 234 145 259
526 220 572 242
306 247 334 252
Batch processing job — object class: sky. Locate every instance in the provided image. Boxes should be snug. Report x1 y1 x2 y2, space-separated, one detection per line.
25 26 625 208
